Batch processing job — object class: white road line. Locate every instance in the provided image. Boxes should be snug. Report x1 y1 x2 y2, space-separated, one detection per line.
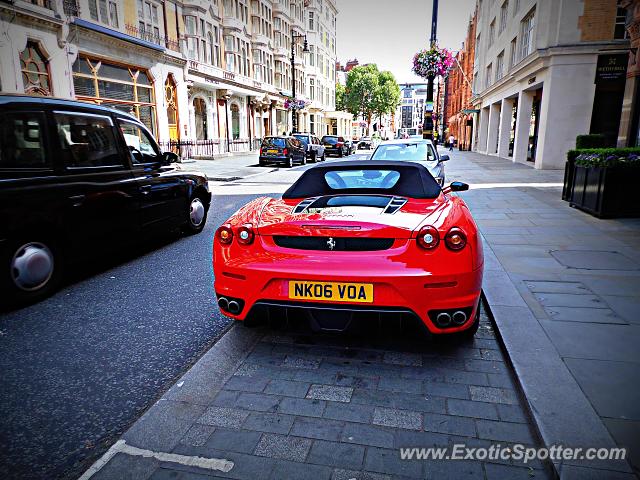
77 439 234 479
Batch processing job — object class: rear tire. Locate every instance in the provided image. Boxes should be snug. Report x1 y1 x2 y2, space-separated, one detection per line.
310 151 316 163
184 193 208 235
1 235 63 307
301 155 307 165
320 152 326 161
286 156 293 168
338 149 343 158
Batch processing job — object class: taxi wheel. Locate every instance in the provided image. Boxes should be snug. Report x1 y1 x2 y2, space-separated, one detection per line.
1 235 63 306
184 193 208 235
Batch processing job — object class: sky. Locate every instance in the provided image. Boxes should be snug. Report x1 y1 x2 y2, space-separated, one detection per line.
336 0 476 84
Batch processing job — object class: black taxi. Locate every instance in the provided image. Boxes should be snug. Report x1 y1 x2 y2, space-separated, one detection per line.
0 95 211 305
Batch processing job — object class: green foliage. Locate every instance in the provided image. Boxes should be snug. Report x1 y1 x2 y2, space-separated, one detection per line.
568 148 640 168
575 134 610 149
342 65 400 125
335 83 346 111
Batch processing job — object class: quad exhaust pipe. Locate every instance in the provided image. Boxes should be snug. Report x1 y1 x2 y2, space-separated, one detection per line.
227 300 241 314
218 296 242 315
436 312 452 327
452 310 467 325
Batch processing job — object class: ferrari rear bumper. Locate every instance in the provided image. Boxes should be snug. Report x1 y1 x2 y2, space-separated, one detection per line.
214 260 483 334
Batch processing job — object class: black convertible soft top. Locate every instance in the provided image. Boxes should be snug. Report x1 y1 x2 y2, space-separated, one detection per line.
282 160 442 199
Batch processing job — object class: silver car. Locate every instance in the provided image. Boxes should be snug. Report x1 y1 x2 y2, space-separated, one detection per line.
369 139 448 185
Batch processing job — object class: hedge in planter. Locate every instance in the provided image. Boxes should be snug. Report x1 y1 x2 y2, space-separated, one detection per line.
570 148 640 218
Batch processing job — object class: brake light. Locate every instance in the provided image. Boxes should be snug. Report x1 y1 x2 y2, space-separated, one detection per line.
259 147 264 154
417 225 440 250
237 224 254 245
445 227 467 251
283 148 288 156
336 142 343 147
216 225 234 245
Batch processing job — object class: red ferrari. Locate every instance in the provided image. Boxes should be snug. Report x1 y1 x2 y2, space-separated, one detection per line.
213 161 483 337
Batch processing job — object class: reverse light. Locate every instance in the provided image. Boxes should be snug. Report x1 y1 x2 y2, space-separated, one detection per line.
416 225 440 250
217 225 234 245
237 224 255 245
445 227 467 251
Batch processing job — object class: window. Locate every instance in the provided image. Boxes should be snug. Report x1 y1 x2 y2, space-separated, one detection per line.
499 0 508 33
614 3 629 40
55 113 122 168
309 11 314 30
324 170 401 190
485 63 492 88
510 37 518 67
513 0 519 16
72 56 157 135
20 41 51 96
519 8 535 59
138 0 160 43
489 19 496 47
475 34 480 59
0 112 48 169
496 51 504 81
118 120 161 164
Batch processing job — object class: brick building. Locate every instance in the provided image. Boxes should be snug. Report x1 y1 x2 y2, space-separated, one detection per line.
444 10 477 150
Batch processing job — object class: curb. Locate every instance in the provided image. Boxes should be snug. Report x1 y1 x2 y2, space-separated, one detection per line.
479 234 635 479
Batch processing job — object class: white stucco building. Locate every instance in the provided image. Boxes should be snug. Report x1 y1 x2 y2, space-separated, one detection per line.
472 0 630 168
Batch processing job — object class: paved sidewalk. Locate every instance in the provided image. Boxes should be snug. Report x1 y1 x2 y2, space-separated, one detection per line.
81 307 551 480
181 153 268 182
444 151 640 478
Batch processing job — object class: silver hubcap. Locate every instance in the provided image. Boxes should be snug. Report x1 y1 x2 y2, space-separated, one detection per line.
190 198 205 227
11 242 54 291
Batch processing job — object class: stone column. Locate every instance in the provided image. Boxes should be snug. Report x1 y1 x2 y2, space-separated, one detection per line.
486 102 501 154
513 90 534 164
497 98 514 158
476 106 490 152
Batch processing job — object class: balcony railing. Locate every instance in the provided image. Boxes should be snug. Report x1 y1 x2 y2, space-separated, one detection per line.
124 23 180 51
158 138 256 159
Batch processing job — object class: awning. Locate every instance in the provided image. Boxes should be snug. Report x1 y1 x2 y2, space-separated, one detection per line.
73 19 165 52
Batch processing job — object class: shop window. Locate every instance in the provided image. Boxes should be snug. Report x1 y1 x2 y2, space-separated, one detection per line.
231 103 240 139
194 98 208 140
20 41 51 96
0 112 48 169
72 56 157 135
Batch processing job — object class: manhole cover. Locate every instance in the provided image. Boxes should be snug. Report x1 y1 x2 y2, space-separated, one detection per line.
550 250 639 270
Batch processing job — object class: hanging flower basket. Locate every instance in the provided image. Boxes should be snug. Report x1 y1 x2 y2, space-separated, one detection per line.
284 98 309 111
412 45 455 79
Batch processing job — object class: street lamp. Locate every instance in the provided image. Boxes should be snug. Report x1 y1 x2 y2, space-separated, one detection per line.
290 29 309 133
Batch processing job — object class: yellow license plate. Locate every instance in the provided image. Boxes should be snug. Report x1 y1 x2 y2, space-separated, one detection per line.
267 149 278 154
289 281 373 303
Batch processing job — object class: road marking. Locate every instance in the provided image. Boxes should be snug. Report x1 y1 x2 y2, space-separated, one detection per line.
77 439 234 479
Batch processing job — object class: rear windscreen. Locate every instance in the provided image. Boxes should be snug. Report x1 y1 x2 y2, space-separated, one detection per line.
293 135 309 145
262 138 285 148
322 137 338 144
325 169 400 190
371 143 437 162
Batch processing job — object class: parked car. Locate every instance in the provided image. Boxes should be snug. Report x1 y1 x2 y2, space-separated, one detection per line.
213 161 482 338
370 139 449 185
321 135 349 157
344 139 357 155
292 133 326 162
0 94 211 306
259 136 306 167
358 136 373 149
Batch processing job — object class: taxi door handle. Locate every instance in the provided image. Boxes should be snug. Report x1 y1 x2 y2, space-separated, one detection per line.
68 194 85 207
140 185 152 195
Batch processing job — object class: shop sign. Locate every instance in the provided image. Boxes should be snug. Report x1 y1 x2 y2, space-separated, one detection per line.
595 54 627 83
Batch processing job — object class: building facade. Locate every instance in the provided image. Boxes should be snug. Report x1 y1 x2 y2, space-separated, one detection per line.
445 10 476 150
618 0 640 147
0 0 346 155
471 0 630 168
397 83 428 137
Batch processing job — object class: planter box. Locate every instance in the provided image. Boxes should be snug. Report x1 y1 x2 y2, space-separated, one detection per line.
562 157 575 201
570 165 640 218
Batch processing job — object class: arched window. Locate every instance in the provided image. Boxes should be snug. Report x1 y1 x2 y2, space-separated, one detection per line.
194 98 208 140
20 41 51 96
230 103 240 140
165 75 179 140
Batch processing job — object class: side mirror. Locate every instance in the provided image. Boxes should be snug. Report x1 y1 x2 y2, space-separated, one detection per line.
450 181 469 192
439 154 450 162
162 151 179 165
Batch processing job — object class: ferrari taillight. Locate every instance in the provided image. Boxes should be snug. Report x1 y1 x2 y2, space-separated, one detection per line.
217 225 234 245
417 225 440 250
237 224 254 245
445 227 467 251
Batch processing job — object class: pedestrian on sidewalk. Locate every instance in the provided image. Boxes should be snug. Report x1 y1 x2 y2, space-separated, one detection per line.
449 134 455 151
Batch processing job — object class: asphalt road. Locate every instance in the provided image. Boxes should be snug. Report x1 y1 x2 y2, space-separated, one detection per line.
0 193 269 480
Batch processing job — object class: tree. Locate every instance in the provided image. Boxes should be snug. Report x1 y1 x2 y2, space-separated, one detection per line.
335 83 346 111
372 70 401 130
342 64 401 135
